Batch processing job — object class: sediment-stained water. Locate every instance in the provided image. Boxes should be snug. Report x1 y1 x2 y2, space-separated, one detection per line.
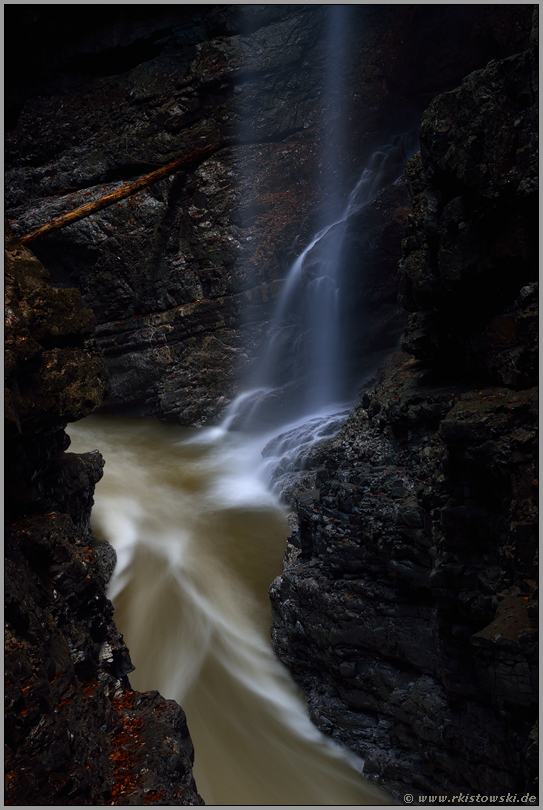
68 413 391 806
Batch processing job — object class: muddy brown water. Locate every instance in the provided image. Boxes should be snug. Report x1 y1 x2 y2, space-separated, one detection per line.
68 413 392 806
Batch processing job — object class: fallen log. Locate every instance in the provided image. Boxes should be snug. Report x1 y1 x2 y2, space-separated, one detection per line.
19 144 215 245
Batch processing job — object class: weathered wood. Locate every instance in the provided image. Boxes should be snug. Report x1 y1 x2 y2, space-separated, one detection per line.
19 145 215 245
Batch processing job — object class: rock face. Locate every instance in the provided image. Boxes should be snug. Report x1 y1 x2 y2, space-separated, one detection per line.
270 27 538 801
399 49 538 387
5 4 534 425
4 4 538 804
4 233 204 805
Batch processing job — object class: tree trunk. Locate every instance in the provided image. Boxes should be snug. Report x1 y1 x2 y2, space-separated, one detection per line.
18 145 215 245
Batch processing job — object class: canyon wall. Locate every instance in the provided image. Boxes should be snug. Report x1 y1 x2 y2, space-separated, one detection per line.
5 4 537 804
6 5 533 424
5 232 204 804
270 19 538 801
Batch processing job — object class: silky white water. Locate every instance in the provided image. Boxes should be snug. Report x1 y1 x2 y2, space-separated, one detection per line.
64 134 414 805
65 140 411 806
233 140 413 435
67 413 391 806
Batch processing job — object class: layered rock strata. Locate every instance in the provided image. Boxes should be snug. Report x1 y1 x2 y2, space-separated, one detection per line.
4 5 537 804
4 234 203 805
270 31 538 801
5 5 533 425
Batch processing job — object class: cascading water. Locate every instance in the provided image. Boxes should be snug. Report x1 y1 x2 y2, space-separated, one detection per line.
66 9 414 804
224 140 412 449
67 141 407 807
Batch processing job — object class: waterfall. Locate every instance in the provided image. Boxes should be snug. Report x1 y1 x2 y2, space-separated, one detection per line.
64 11 415 803
65 135 411 803
222 140 411 459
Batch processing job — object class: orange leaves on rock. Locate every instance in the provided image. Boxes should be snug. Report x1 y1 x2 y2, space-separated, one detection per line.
143 790 166 805
107 691 147 805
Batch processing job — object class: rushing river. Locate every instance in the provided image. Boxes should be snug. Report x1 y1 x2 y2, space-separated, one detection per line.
68 413 391 806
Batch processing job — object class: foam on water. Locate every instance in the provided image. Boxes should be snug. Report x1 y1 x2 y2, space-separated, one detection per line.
63 110 415 809
68 414 392 806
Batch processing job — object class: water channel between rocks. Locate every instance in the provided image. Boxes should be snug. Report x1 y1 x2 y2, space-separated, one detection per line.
68 413 391 806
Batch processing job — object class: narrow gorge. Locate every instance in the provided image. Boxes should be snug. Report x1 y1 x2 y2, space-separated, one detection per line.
5 5 538 806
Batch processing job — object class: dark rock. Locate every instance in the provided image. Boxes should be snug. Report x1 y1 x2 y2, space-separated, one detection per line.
399 45 538 385
270 352 538 798
5 5 532 425
270 26 538 800
4 4 538 803
4 238 203 806
339 174 413 383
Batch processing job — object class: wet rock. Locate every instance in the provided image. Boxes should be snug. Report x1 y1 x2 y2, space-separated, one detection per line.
399 44 538 385
4 5 538 802
271 353 538 798
471 593 538 709
4 237 204 805
339 173 413 380
5 230 108 436
5 5 531 426
270 26 538 800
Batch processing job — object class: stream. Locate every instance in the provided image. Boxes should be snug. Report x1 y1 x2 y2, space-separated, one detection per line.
65 139 406 807
67 413 391 806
